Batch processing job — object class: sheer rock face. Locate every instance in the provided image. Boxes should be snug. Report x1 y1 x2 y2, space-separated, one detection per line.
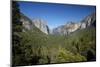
53 22 81 35
32 19 49 34
52 12 96 35
20 13 49 34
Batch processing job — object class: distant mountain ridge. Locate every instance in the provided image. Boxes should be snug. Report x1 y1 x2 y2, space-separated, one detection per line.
52 22 81 35
52 12 96 35
20 12 96 36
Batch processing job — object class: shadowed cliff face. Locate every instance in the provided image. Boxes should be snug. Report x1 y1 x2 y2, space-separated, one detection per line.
52 12 96 35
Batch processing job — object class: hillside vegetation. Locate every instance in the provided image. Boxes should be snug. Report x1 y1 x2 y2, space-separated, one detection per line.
13 25 95 66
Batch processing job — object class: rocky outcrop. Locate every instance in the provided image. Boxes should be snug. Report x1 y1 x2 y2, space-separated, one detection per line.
53 22 81 35
52 12 96 35
20 13 33 31
32 19 49 34
81 12 96 29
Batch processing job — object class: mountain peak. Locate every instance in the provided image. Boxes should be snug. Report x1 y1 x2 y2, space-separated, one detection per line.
52 12 96 35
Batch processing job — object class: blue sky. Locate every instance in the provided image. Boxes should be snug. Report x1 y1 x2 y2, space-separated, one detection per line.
18 2 96 29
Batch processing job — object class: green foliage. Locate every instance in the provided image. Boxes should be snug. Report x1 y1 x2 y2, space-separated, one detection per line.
13 25 96 66
53 46 86 63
